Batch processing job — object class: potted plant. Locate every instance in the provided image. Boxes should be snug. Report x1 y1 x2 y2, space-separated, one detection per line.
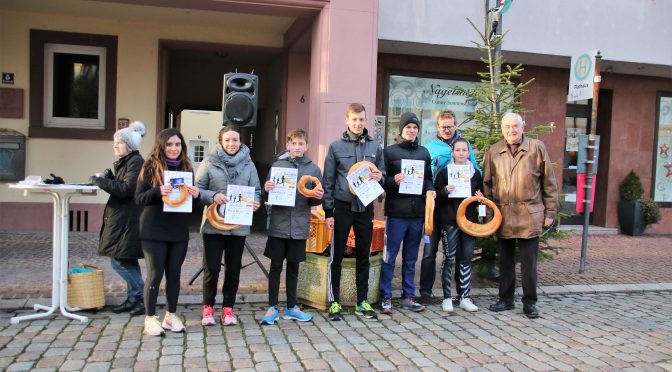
618 170 661 235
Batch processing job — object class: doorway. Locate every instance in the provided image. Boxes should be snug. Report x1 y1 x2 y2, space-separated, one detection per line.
561 90 613 226
158 41 286 230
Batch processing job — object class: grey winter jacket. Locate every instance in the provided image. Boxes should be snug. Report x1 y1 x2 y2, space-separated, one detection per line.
264 152 323 240
195 144 261 236
323 128 386 218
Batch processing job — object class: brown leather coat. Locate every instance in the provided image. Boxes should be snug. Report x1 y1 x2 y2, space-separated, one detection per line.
483 136 558 239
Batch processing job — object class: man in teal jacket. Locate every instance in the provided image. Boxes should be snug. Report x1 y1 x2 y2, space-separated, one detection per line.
419 109 481 305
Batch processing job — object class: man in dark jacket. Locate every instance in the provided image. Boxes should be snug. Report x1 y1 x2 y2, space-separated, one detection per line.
323 103 385 321
90 121 146 316
380 112 435 314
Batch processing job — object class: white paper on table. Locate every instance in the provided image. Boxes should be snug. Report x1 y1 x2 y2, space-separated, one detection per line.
447 164 471 198
399 159 425 195
163 171 193 213
223 184 255 226
267 167 298 207
346 163 384 206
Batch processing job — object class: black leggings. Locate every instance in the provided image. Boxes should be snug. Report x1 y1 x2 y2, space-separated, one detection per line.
141 239 188 316
268 260 300 308
202 234 246 308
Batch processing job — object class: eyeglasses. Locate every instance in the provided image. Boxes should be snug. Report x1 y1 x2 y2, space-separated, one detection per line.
439 126 456 131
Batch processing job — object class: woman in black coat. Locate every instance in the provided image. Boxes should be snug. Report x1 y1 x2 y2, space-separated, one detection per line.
90 121 146 316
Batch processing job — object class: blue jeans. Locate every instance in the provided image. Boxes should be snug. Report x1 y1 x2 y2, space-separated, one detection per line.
440 224 475 299
379 217 423 299
110 257 144 303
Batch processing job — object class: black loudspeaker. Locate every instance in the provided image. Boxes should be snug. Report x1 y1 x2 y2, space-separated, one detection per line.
222 73 258 127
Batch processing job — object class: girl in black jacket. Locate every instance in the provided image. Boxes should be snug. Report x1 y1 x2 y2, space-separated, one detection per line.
434 138 483 313
135 128 199 336
90 121 146 316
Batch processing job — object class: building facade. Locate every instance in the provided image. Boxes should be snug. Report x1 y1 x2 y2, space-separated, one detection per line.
1 0 670 233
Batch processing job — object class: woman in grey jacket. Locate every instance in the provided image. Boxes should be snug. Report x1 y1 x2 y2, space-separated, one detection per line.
195 126 261 326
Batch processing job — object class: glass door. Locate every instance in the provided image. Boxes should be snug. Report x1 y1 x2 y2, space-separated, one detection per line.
562 101 593 224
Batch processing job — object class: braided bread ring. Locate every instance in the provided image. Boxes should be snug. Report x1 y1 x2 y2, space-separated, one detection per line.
424 194 435 235
206 203 240 231
456 196 502 238
347 161 379 195
162 185 189 207
297 175 322 198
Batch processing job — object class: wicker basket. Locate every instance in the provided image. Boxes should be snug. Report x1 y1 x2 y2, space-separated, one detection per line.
67 264 105 309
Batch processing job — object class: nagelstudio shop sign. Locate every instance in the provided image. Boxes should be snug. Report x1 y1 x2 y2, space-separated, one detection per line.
386 75 477 146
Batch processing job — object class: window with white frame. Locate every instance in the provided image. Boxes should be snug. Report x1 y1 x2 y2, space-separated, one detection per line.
44 43 106 129
189 140 209 166
29 30 117 140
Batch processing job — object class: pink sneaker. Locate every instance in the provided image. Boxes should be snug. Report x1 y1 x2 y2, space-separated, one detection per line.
202 305 216 326
221 307 238 326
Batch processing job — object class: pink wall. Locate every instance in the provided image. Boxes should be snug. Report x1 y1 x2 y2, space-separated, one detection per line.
285 51 312 143
308 0 379 169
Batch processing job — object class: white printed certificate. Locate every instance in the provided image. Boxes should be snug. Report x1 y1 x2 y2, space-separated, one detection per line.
346 163 384 206
163 171 193 213
223 185 255 226
399 159 425 195
267 167 298 207
447 164 471 198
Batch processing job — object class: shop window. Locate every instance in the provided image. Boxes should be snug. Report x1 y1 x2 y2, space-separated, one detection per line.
384 73 478 147
653 92 672 205
29 30 117 140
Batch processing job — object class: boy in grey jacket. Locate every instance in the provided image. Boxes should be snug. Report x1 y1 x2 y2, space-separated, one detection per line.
323 103 386 321
260 129 323 325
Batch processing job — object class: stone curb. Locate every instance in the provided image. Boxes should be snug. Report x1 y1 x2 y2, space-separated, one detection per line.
2 282 671 310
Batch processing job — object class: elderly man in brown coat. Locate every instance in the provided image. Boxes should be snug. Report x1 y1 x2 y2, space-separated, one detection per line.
483 112 558 319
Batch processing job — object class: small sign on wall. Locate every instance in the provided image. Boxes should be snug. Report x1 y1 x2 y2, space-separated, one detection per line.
117 118 130 130
0 88 23 118
2 72 14 85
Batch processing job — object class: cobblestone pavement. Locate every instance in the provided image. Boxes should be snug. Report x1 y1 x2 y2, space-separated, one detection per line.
1 292 671 371
1 232 671 302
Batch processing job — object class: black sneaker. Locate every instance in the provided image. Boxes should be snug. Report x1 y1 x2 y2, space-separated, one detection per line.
111 300 135 314
418 294 431 306
328 302 342 321
523 304 540 319
355 301 378 319
129 302 145 317
489 299 515 312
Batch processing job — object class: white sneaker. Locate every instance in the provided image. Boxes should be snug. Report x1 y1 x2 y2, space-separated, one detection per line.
162 312 186 333
442 298 454 313
459 297 478 312
144 315 165 336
